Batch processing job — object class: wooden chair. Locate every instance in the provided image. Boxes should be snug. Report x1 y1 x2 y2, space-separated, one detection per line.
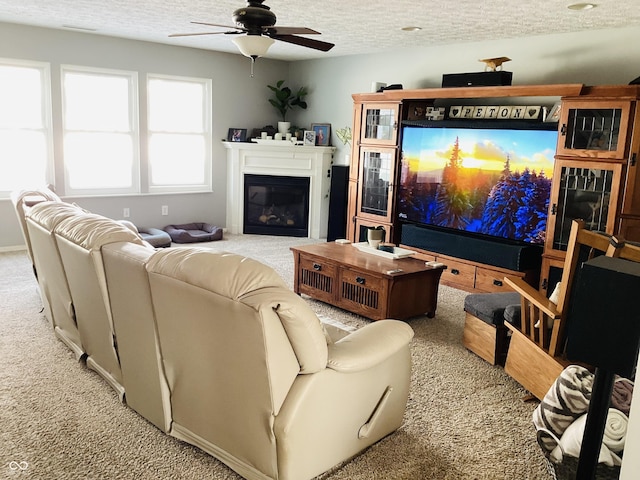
502 219 629 400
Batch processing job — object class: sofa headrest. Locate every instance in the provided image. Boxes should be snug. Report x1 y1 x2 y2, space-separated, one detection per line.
146 248 329 372
146 247 287 298
11 186 61 206
55 213 146 249
26 201 87 230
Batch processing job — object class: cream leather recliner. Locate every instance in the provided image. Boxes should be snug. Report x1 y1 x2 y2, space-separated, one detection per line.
10 186 61 275
145 247 415 480
25 201 88 357
54 213 146 400
101 241 171 432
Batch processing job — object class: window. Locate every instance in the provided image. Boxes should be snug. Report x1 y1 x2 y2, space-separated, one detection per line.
61 66 139 195
147 74 212 193
0 59 53 198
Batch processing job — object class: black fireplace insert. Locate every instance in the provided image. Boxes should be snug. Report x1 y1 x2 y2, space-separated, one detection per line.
243 174 310 237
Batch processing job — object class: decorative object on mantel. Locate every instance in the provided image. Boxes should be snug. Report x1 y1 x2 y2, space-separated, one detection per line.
267 79 308 134
311 123 331 146
227 128 247 142
303 130 316 146
448 105 542 120
479 56 511 71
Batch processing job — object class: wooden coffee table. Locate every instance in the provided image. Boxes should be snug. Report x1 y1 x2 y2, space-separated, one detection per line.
291 242 446 321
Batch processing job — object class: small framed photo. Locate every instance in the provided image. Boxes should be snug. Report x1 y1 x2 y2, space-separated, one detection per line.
406 102 430 121
227 128 247 142
545 102 562 123
303 130 316 146
311 123 330 146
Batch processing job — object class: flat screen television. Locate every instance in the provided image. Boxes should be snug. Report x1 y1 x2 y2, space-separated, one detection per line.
397 120 559 245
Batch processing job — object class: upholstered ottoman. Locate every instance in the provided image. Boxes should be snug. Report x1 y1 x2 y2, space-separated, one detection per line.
463 292 520 366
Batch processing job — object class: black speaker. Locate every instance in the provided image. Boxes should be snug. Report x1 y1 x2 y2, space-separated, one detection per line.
566 255 640 377
326 165 349 242
442 71 513 88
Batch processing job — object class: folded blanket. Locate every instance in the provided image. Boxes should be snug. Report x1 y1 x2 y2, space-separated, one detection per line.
533 365 594 453
550 411 623 467
611 377 634 416
603 408 628 453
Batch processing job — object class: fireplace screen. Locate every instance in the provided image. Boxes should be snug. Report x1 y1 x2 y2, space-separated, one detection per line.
244 174 310 237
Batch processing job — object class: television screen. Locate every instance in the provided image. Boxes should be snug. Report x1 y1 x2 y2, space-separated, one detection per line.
397 122 558 245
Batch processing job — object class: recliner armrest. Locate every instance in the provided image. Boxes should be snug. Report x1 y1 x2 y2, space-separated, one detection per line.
327 320 414 373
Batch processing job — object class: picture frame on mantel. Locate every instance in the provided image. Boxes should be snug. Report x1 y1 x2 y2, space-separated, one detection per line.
228 128 247 142
303 130 316 146
311 123 331 146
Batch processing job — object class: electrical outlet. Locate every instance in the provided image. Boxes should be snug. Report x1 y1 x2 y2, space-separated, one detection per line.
123 207 130 218
161 205 169 216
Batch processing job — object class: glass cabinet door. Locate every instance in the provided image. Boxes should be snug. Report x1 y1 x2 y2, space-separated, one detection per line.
361 103 399 145
357 147 396 223
545 159 622 255
557 100 631 159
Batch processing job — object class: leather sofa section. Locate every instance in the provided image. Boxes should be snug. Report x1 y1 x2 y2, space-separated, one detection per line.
17 195 416 480
54 213 145 400
25 201 89 359
102 241 171 432
146 248 301 480
146 247 415 480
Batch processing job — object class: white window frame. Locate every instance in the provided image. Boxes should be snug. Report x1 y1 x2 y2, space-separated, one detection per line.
61 65 139 196
146 73 213 194
0 58 54 199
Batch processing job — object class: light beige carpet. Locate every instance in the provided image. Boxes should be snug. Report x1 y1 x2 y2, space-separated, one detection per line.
0 235 555 480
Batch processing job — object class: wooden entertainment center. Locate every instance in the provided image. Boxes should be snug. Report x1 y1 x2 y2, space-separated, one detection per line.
346 83 640 294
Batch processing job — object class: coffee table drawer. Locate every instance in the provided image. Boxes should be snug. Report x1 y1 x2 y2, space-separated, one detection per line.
298 256 337 302
338 269 386 318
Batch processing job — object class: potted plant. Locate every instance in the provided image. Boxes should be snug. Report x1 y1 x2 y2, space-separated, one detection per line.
267 80 308 134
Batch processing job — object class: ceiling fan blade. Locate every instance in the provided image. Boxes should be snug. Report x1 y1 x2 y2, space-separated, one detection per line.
191 21 244 31
266 26 321 35
271 34 335 52
169 31 237 38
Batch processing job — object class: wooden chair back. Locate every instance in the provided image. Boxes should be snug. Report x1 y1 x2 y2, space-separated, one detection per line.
502 219 640 399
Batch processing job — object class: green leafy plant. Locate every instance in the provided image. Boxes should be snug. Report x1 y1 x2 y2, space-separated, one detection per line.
336 126 352 146
267 80 308 121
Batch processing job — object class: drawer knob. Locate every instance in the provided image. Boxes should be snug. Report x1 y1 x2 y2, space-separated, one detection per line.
313 263 322 271
356 276 365 285
493 279 503 287
450 269 460 275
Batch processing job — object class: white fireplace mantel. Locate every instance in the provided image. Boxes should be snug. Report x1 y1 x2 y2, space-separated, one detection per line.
224 142 336 239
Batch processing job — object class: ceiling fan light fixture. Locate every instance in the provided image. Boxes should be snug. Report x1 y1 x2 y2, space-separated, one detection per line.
232 35 275 58
567 3 597 10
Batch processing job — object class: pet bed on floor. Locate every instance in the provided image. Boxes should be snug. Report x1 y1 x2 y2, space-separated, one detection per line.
163 222 223 243
138 227 172 248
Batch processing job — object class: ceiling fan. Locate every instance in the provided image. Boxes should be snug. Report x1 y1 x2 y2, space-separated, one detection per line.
170 0 334 64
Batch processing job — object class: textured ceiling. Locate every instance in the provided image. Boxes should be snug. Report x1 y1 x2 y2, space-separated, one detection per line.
0 0 639 61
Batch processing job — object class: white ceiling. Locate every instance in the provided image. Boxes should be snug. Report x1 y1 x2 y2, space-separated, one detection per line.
1 0 639 61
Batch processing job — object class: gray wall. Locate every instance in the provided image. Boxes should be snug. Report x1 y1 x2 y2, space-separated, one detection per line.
289 25 640 164
0 22 289 248
2 22 640 249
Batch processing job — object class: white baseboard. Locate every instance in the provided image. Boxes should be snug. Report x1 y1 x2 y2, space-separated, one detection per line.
0 245 26 253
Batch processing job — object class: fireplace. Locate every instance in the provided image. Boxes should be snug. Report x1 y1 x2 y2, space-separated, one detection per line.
224 142 335 239
244 174 310 237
